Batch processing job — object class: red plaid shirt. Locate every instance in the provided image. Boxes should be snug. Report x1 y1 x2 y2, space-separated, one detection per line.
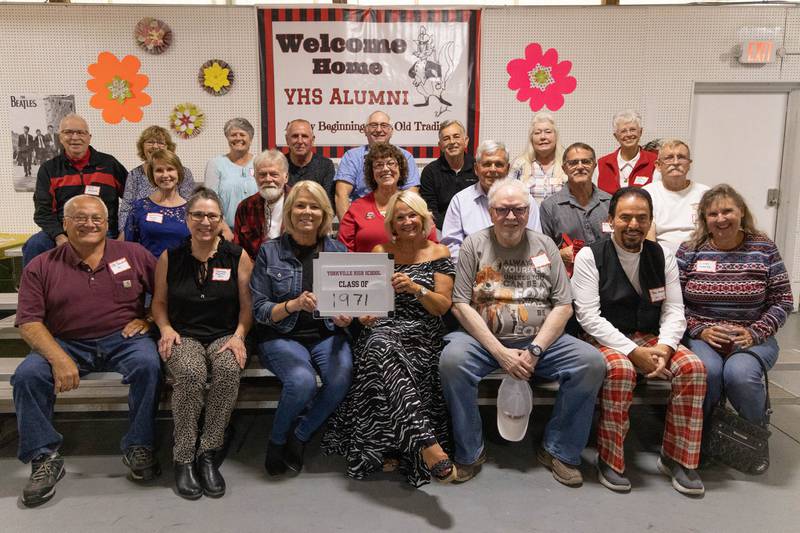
232 185 290 259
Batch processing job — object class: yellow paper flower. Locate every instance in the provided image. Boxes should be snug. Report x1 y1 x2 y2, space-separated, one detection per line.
203 62 230 92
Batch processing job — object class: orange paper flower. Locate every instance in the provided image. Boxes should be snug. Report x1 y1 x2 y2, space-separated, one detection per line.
87 52 151 124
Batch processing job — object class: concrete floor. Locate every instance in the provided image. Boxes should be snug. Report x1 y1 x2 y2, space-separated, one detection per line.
1 317 799 533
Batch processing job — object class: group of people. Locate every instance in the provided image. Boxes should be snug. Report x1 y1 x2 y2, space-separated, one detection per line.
15 124 60 177
10 108 792 508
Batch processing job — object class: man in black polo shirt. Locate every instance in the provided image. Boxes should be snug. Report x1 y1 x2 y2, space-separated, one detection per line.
420 120 477 230
285 119 335 207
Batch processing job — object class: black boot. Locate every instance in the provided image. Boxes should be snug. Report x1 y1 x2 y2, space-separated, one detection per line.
285 433 306 473
197 450 226 498
174 462 202 500
265 440 287 476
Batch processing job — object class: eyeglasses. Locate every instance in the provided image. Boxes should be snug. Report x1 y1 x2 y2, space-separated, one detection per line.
143 139 167 147
65 215 106 225
61 129 89 137
565 158 594 168
616 127 640 136
188 211 221 223
660 154 690 164
367 122 392 131
372 160 399 170
493 206 529 218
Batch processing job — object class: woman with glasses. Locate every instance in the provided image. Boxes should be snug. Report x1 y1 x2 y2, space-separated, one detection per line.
509 112 567 204
250 181 353 476
338 143 436 252
676 184 793 473
123 150 190 258
204 118 258 232
118 126 195 231
324 190 456 486
152 187 253 499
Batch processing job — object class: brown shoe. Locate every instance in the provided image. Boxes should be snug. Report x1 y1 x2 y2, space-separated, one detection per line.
536 447 582 486
453 449 487 484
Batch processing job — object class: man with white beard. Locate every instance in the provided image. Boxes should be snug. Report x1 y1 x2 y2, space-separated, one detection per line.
233 149 290 259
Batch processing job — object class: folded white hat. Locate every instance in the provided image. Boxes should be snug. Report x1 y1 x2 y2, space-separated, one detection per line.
497 376 533 442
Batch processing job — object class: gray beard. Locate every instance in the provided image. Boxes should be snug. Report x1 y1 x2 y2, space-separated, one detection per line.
259 187 282 203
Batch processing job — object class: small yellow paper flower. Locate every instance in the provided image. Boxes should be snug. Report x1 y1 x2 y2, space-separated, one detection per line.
203 62 230 93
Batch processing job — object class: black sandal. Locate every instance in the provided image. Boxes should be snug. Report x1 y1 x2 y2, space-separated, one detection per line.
430 458 457 483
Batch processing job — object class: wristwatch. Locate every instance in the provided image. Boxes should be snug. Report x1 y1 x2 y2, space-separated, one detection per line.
527 343 543 358
415 286 429 299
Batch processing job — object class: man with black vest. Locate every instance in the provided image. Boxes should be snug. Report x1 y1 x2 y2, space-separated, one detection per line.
571 187 707 496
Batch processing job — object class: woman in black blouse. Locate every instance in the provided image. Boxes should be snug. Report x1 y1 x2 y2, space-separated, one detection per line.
152 187 253 500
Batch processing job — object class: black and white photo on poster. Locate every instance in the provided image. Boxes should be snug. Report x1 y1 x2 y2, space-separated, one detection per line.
9 94 76 192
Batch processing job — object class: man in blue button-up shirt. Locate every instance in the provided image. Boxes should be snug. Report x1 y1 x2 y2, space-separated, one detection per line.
441 140 542 262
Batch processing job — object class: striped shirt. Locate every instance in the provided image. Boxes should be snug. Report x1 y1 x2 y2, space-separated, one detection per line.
676 233 793 344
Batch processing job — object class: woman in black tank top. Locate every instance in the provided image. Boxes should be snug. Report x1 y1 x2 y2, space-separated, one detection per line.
151 187 253 500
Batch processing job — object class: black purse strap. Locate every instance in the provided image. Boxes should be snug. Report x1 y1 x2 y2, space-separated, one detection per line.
719 348 771 423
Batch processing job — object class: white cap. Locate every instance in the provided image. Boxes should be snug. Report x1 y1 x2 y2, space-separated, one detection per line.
497 376 533 442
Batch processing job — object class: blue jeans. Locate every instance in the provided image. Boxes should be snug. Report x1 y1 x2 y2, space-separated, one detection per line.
439 331 605 466
11 330 162 463
22 231 56 267
258 334 352 444
686 337 779 423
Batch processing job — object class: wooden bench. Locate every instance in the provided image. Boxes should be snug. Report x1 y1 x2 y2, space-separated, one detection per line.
0 293 18 311
2 354 798 414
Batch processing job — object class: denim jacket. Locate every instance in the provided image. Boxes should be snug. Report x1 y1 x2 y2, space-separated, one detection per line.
250 232 346 333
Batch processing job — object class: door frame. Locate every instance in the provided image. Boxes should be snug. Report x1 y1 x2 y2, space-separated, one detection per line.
690 82 800 309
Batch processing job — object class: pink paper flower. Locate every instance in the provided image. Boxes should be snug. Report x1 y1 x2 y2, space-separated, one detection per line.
506 43 577 112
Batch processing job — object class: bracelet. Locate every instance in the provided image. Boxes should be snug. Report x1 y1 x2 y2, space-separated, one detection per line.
232 333 245 342
283 300 291 314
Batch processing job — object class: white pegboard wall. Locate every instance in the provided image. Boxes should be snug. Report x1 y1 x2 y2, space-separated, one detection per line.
0 4 262 234
479 5 789 161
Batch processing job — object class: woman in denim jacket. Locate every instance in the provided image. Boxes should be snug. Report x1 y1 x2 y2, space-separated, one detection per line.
250 181 353 476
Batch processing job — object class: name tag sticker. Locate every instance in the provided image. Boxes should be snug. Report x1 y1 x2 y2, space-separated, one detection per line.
146 212 164 224
531 253 551 268
601 222 613 233
109 258 131 275
649 286 666 302
212 268 231 281
249 167 255 177
123 279 132 288
84 185 101 196
696 260 717 273
633 175 649 186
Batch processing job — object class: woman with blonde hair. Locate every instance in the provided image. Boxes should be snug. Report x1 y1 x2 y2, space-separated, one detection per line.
676 184 793 473
324 190 456 486
510 112 566 204
250 180 353 476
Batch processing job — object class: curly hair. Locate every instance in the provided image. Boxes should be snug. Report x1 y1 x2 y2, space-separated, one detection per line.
136 125 176 161
363 143 408 192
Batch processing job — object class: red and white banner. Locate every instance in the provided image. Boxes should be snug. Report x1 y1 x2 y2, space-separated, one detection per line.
258 8 481 159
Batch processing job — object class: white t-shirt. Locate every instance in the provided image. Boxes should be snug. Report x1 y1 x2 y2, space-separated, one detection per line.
643 180 710 253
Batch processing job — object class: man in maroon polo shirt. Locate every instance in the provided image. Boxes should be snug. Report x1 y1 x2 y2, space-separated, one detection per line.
22 113 128 267
12 195 161 508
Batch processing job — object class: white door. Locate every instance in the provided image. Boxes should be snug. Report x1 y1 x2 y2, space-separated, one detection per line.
690 91 787 238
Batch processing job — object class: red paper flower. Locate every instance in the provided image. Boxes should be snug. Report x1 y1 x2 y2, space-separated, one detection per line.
87 52 151 124
506 43 577 112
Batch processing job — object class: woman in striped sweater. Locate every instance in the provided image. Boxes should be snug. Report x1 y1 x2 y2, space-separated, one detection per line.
676 184 793 473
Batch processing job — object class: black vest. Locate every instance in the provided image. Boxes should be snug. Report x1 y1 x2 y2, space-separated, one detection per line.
589 238 665 335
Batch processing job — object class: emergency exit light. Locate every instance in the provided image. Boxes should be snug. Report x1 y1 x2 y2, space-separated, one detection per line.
739 40 776 64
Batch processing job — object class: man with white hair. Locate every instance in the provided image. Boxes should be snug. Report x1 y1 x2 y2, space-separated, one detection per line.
233 149 290 259
597 109 658 194
439 178 605 485
333 110 420 221
643 139 709 253
441 140 541 261
23 113 128 266
12 194 161 507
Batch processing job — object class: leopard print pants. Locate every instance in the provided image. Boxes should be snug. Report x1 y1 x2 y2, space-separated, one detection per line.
166 335 241 463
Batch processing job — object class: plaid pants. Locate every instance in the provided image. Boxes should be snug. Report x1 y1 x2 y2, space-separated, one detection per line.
591 333 706 473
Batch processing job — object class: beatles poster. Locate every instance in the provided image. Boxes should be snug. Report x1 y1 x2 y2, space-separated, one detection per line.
258 8 481 158
9 94 75 192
